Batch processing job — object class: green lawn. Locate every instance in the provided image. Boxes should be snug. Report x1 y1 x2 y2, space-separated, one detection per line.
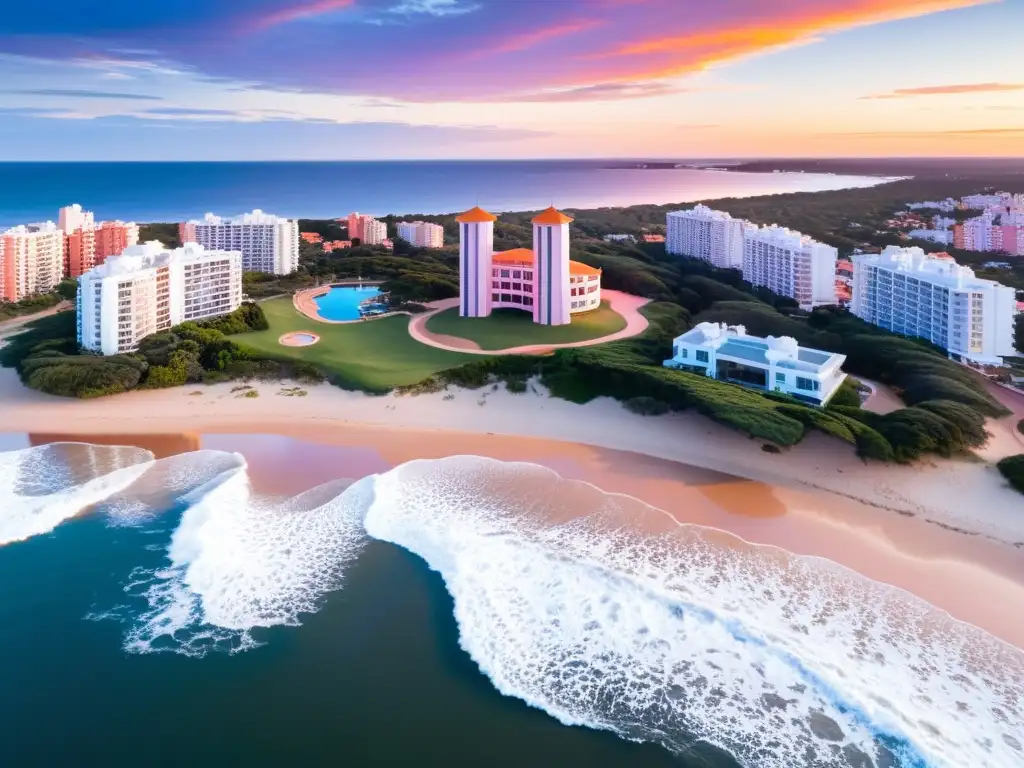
240 297 481 391
424 301 627 351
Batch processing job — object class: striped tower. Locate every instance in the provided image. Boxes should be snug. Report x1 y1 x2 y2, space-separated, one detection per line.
456 206 497 318
532 206 573 326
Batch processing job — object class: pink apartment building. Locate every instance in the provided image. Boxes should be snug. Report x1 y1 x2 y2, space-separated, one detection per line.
1 223 65 302
67 220 140 277
457 205 601 326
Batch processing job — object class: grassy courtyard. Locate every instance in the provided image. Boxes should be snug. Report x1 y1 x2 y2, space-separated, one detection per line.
240 297 480 391
424 302 627 351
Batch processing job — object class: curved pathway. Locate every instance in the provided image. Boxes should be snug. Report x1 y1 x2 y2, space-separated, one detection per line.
407 290 651 355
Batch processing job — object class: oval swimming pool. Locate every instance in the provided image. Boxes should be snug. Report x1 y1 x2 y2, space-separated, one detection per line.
313 285 382 321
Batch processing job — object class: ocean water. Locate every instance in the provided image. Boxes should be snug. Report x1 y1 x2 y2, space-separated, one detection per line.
0 161 891 226
1 440 1021 768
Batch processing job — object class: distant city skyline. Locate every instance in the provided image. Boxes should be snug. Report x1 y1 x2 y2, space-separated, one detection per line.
0 0 1022 159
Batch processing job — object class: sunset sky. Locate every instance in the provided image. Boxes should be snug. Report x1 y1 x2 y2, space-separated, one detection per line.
0 0 1022 159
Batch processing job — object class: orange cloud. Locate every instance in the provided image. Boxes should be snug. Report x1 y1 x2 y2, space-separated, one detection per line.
586 0 994 86
860 82 1024 99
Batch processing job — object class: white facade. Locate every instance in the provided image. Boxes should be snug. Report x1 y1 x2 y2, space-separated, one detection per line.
58 203 94 234
396 221 444 248
907 199 957 212
960 213 998 251
533 214 572 326
664 322 847 406
851 246 1017 365
932 216 956 230
77 241 243 356
0 222 65 302
666 205 745 269
182 210 299 275
908 229 953 245
962 193 1011 210
362 218 388 246
742 224 838 309
603 234 636 243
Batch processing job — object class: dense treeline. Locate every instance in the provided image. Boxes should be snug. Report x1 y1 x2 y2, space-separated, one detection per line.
0 303 319 398
416 267 1007 463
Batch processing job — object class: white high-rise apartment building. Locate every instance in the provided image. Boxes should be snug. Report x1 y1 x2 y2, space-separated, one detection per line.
181 210 299 275
77 241 243 356
397 221 444 248
0 222 65 302
851 246 1016 365
362 218 388 246
666 205 745 269
742 224 837 309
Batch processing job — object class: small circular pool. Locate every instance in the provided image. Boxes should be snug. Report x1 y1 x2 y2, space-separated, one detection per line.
279 332 320 347
314 285 382 321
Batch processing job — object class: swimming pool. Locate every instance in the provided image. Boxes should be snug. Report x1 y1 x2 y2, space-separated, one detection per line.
313 285 382 321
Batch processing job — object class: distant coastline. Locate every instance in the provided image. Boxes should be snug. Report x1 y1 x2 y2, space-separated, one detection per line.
0 160 890 226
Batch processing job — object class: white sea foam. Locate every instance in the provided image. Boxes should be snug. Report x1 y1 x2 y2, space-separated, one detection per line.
0 443 155 546
6 442 1023 766
124 462 370 656
362 456 1024 768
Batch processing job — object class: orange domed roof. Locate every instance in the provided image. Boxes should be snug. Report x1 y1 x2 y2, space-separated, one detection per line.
456 206 498 224
492 248 535 265
569 260 601 276
532 206 574 226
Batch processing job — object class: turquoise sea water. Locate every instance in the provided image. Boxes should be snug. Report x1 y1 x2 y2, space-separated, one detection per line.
1 434 1021 768
313 285 382 321
0 161 891 226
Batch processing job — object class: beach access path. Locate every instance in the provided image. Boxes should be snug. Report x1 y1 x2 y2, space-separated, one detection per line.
407 290 650 354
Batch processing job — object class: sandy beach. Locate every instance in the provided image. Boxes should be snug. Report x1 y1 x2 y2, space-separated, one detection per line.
2 364 1022 542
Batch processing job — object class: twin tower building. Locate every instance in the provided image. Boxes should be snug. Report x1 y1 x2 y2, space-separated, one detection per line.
456 205 602 326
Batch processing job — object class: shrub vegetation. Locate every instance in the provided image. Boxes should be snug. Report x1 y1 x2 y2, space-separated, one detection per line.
997 455 1024 494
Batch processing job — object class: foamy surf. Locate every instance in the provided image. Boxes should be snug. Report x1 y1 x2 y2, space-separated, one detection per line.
2 443 1022 766
0 443 154 546
362 456 1024 768
123 464 370 656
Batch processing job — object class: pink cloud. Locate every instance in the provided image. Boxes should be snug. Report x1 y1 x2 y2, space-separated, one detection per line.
246 0 355 32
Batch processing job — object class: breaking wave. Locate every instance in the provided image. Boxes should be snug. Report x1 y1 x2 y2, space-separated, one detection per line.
2 444 1022 767
0 443 154 545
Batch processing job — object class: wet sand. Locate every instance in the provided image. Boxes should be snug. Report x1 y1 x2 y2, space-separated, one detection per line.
3 371 1022 547
21 426 1024 651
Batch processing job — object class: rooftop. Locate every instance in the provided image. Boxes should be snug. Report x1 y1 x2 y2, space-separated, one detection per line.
492 248 534 265
532 206 574 226
676 322 844 373
190 209 293 226
456 206 498 224
3 221 60 235
857 246 1012 291
667 204 740 222
87 241 238 277
744 223 834 251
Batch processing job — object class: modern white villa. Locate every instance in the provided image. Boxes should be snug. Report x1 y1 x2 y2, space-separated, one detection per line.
664 322 848 406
